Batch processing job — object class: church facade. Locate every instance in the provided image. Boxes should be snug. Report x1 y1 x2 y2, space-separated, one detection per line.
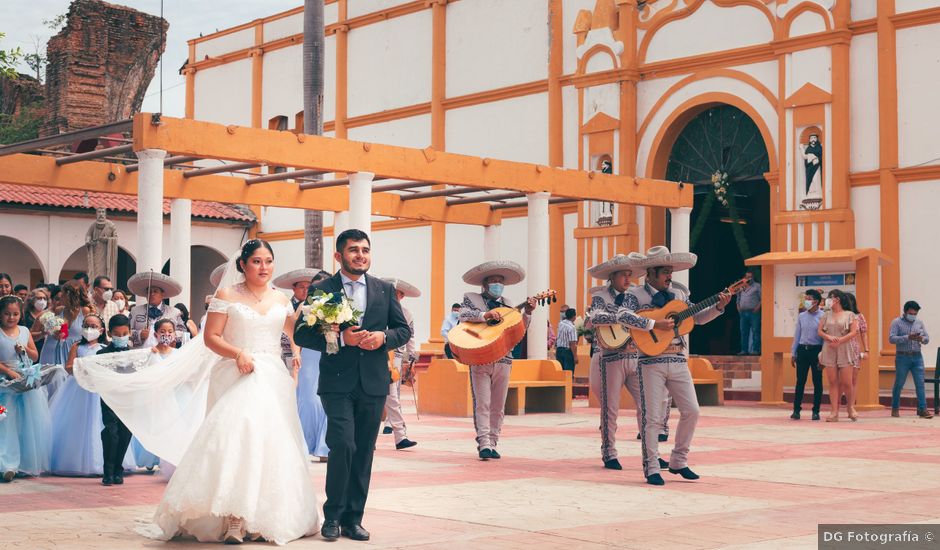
184 0 940 367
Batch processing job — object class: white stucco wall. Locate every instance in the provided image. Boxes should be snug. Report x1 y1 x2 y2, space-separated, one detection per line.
787 46 832 96
644 2 774 63
849 33 879 173
562 85 580 170
370 225 433 345
194 59 252 127
446 94 549 165
263 12 303 42
347 11 431 117
851 186 881 250
899 179 940 367
346 115 432 149
347 0 413 19
851 2 877 20
788 10 828 37
446 0 549 97
896 0 940 13
261 39 336 127
897 22 940 168
562 0 599 76
195 28 254 59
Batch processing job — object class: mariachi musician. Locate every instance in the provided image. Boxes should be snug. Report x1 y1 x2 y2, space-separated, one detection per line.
458 260 535 460
586 253 672 471
625 246 731 486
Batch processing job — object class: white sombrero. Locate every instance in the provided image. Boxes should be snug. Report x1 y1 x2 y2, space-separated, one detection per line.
209 263 227 288
638 246 697 272
462 260 525 286
273 268 322 290
127 272 183 298
382 278 421 298
587 251 646 280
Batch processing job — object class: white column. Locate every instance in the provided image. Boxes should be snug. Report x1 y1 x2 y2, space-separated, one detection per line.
483 224 501 261
348 172 374 234
526 192 550 360
332 211 349 273
137 149 167 289
170 199 192 312
670 206 693 288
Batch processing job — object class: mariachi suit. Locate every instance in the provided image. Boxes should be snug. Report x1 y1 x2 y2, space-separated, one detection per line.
383 306 416 444
586 284 670 463
460 291 530 452
625 281 722 477
294 272 411 526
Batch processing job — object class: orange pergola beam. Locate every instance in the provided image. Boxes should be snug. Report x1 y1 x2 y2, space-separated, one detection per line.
133 114 693 208
0 154 499 226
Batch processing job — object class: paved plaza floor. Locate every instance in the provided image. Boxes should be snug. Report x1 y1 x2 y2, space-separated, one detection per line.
2 397 939 549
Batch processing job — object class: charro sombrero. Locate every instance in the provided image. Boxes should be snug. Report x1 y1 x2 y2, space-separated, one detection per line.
461 260 525 286
382 278 421 298
273 268 322 290
127 272 182 298
639 246 697 272
587 251 646 280
209 263 227 288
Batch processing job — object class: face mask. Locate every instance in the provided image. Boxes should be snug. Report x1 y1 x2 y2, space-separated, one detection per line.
82 328 101 341
451 311 459 320
487 283 504 298
158 334 175 346
112 335 130 349
34 299 47 311
804 300 815 310
905 314 917 323
101 290 113 301
824 298 833 309
114 299 126 310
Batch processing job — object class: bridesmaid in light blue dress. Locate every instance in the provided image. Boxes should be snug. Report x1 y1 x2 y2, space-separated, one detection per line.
36 285 89 402
0 296 52 480
49 314 134 476
297 347 329 458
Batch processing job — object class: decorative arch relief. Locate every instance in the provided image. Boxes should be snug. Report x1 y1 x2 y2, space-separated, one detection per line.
776 0 835 20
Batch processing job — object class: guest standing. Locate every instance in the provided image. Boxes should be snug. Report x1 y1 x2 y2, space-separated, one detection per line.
790 289 825 420
736 271 761 355
555 307 578 373
889 300 933 418
818 290 859 421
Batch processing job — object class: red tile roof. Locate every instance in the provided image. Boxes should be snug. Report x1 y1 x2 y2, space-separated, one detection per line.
0 183 255 223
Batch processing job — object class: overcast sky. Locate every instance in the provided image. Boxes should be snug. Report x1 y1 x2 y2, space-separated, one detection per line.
0 0 303 117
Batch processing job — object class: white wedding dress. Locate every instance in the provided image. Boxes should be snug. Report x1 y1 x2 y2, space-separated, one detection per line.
76 296 320 545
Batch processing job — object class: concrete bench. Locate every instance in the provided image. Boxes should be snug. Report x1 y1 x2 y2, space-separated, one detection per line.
587 356 724 408
417 358 572 417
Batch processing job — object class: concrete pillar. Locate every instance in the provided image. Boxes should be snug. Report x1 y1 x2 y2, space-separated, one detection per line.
137 149 167 296
170 199 192 312
348 172 374 234
669 206 692 288
526 192 550 360
483 224 501 261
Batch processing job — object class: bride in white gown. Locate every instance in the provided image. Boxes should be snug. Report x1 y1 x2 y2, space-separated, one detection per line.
75 240 320 545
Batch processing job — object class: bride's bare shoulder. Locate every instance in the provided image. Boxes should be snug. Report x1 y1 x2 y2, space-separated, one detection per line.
214 286 240 302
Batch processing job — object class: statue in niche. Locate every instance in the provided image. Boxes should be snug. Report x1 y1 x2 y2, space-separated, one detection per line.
800 133 823 210
86 208 119 283
593 159 615 226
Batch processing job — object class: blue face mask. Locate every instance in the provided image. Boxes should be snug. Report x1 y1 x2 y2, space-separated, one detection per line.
487 283 504 298
112 335 130 349
451 311 459 320
905 314 917 323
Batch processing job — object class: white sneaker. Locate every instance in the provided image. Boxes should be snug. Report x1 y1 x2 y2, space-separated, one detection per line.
223 516 244 545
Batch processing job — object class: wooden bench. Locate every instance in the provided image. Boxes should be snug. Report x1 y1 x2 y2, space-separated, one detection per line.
417 358 572 417
587 356 724 408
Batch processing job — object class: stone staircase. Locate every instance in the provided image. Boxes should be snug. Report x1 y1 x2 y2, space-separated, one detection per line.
694 354 762 390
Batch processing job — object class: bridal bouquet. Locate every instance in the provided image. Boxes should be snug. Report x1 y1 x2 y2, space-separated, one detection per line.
0 404 6 422
300 290 362 355
39 312 68 339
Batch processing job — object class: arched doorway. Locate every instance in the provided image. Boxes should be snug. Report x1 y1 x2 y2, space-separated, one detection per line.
0 236 45 288
664 104 771 355
59 246 136 290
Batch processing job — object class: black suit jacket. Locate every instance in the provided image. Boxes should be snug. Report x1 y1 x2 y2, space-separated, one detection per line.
293 272 411 397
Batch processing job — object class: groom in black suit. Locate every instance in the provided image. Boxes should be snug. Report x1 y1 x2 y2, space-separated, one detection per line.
294 229 411 542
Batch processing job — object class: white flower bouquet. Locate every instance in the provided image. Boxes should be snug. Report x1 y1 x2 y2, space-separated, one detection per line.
39 311 67 338
300 290 363 355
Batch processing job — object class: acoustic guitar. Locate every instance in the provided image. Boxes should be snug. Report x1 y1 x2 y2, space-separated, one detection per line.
448 290 556 366
595 323 632 351
628 278 750 357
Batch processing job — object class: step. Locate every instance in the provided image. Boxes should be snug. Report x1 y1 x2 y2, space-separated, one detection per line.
724 388 936 409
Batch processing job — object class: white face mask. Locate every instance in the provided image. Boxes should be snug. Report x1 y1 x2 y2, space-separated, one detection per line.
101 289 113 301
803 300 815 310
82 328 101 342
158 334 175 346
824 298 834 309
34 299 47 311
114 299 126 310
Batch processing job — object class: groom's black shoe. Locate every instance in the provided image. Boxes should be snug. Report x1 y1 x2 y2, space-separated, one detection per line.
668 467 700 480
395 438 417 450
341 524 370 541
320 519 341 541
382 426 393 434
